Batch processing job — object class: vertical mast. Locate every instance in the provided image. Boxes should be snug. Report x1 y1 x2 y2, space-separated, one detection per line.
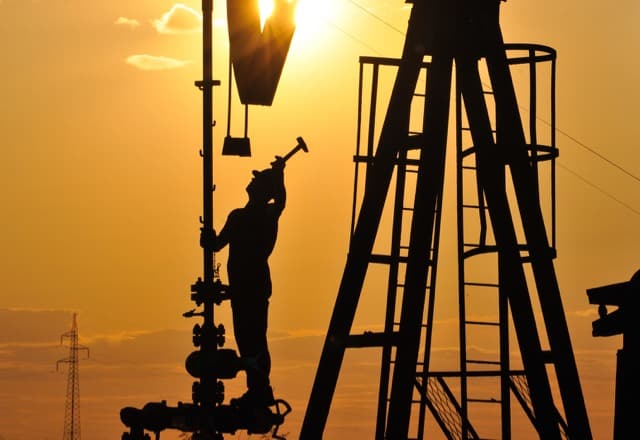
196 0 222 431
201 0 215 284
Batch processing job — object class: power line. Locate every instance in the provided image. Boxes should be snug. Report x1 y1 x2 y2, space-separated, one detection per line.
343 0 406 36
563 132 640 184
334 0 640 216
323 16 384 55
536 118 640 184
341 0 640 180
558 163 640 217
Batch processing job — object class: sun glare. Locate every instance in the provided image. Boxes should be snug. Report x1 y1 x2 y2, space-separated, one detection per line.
258 0 275 30
295 0 332 27
258 0 338 34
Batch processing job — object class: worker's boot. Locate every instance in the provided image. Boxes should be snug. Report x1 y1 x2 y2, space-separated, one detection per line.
231 385 274 408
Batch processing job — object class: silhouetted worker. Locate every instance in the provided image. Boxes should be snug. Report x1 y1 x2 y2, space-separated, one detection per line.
201 156 286 407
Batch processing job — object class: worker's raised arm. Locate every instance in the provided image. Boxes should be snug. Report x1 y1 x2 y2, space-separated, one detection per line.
271 156 287 214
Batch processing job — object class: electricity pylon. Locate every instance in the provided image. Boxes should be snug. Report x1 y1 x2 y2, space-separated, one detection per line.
57 313 89 440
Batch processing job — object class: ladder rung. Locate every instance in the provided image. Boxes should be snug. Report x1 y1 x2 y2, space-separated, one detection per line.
405 134 423 150
467 359 501 365
346 331 399 348
464 281 500 288
460 126 497 133
397 284 432 291
541 350 555 363
465 320 500 327
396 157 421 166
369 254 409 264
353 154 373 164
400 245 410 250
387 397 428 409
462 245 500 258
463 243 486 248
468 398 501 404
400 244 435 264
400 245 437 252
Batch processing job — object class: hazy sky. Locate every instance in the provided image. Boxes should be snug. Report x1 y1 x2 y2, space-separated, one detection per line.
1 0 639 438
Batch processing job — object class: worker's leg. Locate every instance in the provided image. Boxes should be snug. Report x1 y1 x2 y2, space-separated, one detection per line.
232 296 272 403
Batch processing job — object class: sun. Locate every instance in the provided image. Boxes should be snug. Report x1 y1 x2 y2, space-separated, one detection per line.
258 0 338 31
256 0 340 51
258 0 275 29
294 0 336 27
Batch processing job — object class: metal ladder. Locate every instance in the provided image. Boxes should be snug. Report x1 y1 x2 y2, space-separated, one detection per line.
349 55 479 440
347 55 442 440
455 44 567 440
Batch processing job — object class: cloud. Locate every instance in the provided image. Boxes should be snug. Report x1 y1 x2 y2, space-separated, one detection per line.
114 17 141 28
125 54 191 71
84 328 191 365
152 3 202 34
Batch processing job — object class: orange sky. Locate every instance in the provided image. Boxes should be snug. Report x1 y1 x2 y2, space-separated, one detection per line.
1 0 640 439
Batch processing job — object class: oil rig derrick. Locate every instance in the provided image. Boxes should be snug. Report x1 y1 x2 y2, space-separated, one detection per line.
301 1 591 439
58 313 89 440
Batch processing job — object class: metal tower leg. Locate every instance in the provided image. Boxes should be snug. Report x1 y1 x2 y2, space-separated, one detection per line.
458 58 561 439
300 8 428 439
385 53 452 440
484 37 591 440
